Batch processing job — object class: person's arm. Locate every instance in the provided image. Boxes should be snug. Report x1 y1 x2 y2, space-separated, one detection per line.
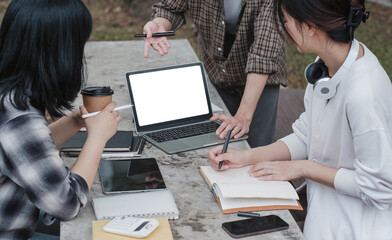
212 0 286 140
208 140 291 170
333 88 392 209
49 109 84 148
209 84 312 170
211 73 268 139
249 158 338 188
71 103 121 188
0 103 121 221
0 113 90 221
143 0 188 58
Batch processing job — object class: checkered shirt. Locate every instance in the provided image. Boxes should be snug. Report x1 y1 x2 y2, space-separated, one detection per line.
152 0 288 93
0 96 89 239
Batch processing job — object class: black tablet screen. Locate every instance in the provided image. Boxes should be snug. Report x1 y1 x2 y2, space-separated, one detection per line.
99 158 166 194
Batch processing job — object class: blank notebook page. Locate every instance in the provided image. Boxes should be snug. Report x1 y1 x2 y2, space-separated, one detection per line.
217 182 299 199
201 166 259 184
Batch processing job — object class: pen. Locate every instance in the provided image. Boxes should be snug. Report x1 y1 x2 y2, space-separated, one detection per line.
101 152 141 159
134 31 175 38
218 129 232 169
237 211 260 218
137 138 146 154
82 104 132 118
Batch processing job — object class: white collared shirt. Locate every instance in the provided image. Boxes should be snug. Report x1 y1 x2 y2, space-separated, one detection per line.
281 43 392 240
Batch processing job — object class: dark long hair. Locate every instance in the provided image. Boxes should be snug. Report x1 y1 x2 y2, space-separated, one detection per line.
0 0 92 117
275 0 366 43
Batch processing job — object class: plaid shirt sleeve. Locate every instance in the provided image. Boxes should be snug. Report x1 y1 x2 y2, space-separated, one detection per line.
151 0 188 31
245 0 285 75
0 112 89 221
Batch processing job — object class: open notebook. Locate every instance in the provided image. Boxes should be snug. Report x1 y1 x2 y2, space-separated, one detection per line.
200 166 303 214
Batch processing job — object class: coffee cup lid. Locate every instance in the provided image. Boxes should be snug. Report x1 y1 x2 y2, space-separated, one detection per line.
81 86 114 96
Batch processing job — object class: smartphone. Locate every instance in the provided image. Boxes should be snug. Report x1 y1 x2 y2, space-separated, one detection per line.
222 215 289 238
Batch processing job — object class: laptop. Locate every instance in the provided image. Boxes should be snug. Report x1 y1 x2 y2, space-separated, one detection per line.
125 62 247 154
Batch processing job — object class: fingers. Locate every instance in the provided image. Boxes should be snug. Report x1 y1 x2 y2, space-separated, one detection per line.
216 120 229 138
212 161 229 171
116 115 122 123
80 105 88 115
143 22 154 38
250 168 271 178
216 115 250 139
215 115 235 138
207 146 230 171
210 113 227 122
248 162 282 181
207 145 224 164
158 41 168 54
231 125 243 139
144 41 150 58
258 175 279 181
163 38 171 49
103 101 116 112
234 128 248 139
112 110 119 119
215 152 230 163
151 40 169 56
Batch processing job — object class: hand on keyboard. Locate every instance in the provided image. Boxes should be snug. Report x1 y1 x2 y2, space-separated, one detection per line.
210 114 250 140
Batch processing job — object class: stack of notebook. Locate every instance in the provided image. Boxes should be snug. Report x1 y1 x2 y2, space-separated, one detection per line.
60 130 144 157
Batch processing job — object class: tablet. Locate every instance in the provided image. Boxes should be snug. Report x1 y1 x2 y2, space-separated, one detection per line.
99 158 166 194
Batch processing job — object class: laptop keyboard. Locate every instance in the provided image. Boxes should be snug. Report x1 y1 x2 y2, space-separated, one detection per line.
146 121 220 143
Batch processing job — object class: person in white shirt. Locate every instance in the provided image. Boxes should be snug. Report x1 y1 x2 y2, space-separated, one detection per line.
208 0 392 239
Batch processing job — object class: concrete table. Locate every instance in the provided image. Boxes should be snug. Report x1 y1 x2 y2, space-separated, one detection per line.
61 40 305 240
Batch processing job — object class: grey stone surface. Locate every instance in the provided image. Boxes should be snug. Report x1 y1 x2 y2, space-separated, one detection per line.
61 40 304 240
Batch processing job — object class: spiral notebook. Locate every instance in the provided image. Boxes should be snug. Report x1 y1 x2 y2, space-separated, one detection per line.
92 190 179 220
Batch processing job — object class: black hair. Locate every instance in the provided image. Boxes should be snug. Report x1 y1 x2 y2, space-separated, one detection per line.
0 0 92 118
275 0 366 43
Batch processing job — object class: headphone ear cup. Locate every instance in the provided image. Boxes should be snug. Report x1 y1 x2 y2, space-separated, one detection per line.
305 59 329 85
313 77 336 99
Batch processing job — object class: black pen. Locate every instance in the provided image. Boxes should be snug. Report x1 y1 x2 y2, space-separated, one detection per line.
218 129 232 169
237 211 260 218
137 138 146 154
134 31 175 38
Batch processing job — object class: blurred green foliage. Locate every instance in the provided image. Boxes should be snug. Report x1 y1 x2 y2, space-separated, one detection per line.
1 1 390 88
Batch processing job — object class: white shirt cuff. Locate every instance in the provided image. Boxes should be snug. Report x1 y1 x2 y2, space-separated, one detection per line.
334 168 361 198
279 134 307 160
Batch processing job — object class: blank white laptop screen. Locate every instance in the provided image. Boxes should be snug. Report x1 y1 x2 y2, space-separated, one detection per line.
128 65 209 127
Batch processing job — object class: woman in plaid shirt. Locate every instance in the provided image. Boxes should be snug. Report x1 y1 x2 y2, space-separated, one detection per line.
0 0 121 238
142 0 288 148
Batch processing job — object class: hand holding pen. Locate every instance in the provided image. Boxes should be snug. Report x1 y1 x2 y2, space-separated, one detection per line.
207 130 248 171
218 129 232 169
142 20 173 58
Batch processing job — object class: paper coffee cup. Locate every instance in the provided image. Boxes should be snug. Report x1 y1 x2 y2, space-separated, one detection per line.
81 86 114 113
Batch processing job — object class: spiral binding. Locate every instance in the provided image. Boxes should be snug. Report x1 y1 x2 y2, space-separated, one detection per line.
103 211 178 220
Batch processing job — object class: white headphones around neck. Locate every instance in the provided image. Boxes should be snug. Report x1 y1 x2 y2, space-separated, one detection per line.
304 39 360 99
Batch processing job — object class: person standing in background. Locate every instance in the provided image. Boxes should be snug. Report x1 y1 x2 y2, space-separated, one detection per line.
142 0 288 148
